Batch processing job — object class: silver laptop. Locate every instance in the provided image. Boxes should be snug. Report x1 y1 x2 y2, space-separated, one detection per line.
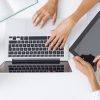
0 18 72 73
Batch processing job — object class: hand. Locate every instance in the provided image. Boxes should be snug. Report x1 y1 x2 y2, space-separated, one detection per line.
93 55 100 69
74 56 100 91
74 56 95 80
32 0 58 28
45 16 76 51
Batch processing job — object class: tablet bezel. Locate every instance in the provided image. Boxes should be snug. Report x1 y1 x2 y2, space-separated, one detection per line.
69 11 100 56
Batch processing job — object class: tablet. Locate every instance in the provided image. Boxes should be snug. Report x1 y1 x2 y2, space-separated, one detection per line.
69 11 100 71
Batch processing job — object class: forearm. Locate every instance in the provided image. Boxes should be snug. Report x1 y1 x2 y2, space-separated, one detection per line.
48 0 58 4
88 76 100 92
72 0 99 22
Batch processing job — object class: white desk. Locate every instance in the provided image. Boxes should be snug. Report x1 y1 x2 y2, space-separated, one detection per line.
0 0 99 100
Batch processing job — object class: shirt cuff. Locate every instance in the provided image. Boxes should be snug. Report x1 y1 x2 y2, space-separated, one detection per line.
90 90 100 100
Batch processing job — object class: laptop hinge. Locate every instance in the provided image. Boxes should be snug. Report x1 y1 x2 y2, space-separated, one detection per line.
12 59 60 64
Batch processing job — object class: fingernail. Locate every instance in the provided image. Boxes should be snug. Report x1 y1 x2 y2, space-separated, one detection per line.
48 47 50 51
48 48 50 51
93 60 95 63
40 25 43 28
60 47 62 49
34 23 37 26
45 43 47 47
53 49 55 51
33 23 35 26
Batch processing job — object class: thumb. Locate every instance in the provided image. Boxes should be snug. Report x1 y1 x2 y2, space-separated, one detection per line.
97 61 100 69
93 55 100 63
52 12 57 25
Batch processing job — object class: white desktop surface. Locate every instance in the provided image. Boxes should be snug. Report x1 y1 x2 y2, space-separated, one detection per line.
0 0 99 100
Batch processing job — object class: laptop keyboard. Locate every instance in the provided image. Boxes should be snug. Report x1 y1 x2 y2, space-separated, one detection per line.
9 64 64 72
8 36 64 57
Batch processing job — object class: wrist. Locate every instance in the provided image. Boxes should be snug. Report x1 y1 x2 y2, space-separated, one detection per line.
64 16 77 27
71 12 82 23
88 76 100 91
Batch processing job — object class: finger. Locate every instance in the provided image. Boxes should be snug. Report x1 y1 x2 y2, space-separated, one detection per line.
74 56 86 66
53 38 63 51
60 39 66 49
40 16 49 28
97 61 100 69
45 33 56 47
33 11 41 23
34 14 44 26
93 55 100 63
48 37 59 50
74 57 83 70
52 12 57 25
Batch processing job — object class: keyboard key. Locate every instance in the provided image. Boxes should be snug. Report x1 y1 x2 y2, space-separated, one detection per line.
16 48 19 51
24 48 27 51
9 41 17 43
26 51 29 54
18 52 21 54
21 41 24 43
16 44 19 47
31 44 34 47
9 52 13 54
13 48 16 51
21 37 24 40
61 51 64 54
23 44 26 47
13 37 16 40
25 41 28 43
28 48 31 51
12 44 15 47
29 41 32 43
27 44 30 47
35 44 37 47
30 51 33 54
20 48 23 51
24 37 28 40
22 51 25 54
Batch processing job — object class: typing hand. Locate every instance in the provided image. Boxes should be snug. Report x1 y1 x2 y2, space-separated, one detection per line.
32 0 58 28
45 16 76 51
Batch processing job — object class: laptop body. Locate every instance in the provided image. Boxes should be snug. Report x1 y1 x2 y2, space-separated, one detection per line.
0 18 72 73
69 11 100 71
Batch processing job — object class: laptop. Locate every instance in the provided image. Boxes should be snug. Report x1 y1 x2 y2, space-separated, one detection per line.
69 11 100 71
0 18 72 73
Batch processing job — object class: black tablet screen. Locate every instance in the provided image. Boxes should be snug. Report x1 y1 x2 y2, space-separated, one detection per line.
74 16 100 57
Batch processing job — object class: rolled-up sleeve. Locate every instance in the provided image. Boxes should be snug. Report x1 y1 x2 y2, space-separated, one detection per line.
90 90 100 100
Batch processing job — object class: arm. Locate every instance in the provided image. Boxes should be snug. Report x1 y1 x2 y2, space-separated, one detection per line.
74 56 100 91
74 56 100 100
89 77 100 91
72 0 99 22
46 0 100 51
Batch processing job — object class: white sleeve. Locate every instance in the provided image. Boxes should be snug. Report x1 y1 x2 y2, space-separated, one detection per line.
90 90 100 100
